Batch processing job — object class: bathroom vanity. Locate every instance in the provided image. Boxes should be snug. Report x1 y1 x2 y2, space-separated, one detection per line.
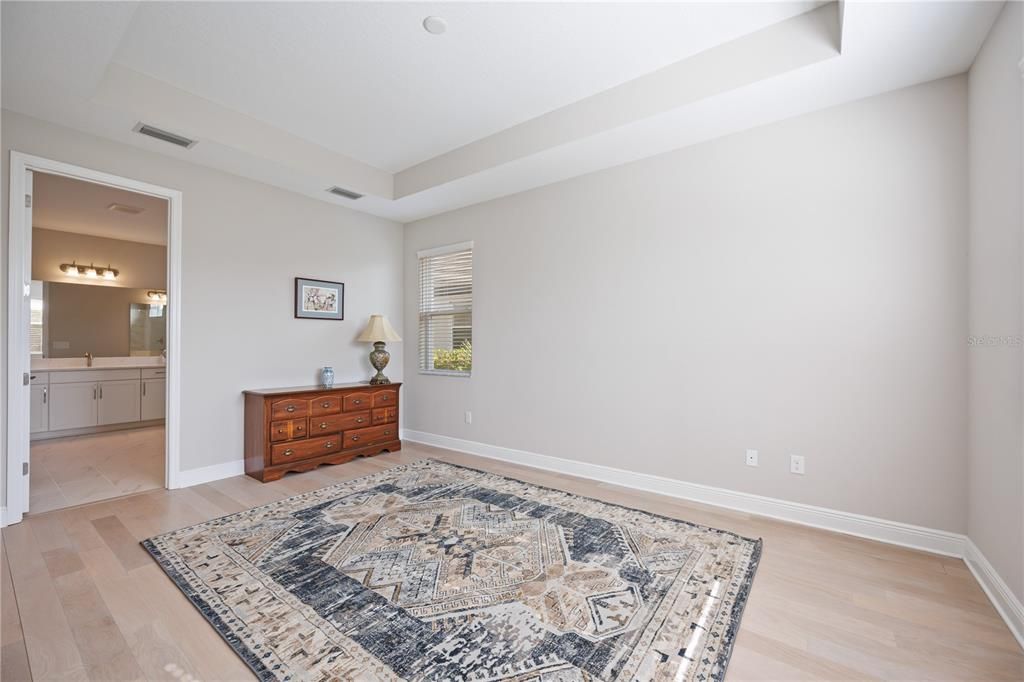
30 361 166 440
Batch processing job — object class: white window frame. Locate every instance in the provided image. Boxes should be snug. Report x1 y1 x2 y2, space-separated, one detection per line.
417 241 473 377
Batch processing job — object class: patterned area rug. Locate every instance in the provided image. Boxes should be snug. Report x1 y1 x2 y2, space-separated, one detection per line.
143 459 762 681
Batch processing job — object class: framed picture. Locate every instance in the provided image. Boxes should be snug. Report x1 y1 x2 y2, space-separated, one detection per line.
294 277 345 320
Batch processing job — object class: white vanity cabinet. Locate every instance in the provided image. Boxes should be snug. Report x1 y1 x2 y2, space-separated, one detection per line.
98 380 142 425
30 372 49 433
31 366 165 439
141 368 167 422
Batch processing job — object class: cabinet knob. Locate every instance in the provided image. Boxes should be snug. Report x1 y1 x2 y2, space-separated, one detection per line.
351 436 359 442
284 449 294 456
322 402 331 408
384 430 391 436
286 405 296 413
325 441 335 448
277 429 284 434
319 422 328 429
296 425 304 431
356 418 365 423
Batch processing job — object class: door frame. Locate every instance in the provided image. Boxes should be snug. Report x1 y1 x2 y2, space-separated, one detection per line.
5 151 184 525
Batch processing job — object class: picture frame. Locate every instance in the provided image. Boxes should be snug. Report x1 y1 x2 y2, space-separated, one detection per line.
294 277 345 320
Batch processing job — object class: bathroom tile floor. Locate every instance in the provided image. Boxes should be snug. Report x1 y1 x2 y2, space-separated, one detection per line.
28 426 164 514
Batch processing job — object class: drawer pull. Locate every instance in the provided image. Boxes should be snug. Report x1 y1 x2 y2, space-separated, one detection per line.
277 429 285 434
353 399 362 405
380 395 389 401
356 418 365 423
283 449 294 456
351 436 359 442
319 422 328 429
384 430 391 436
322 401 331 408
296 425 304 431
286 405 296 413
324 441 335 448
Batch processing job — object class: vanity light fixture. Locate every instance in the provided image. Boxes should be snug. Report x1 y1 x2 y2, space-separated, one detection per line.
147 290 167 302
59 261 119 280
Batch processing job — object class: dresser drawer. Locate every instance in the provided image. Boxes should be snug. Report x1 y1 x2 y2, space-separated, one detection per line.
269 418 307 442
310 411 370 435
342 392 372 412
343 424 397 450
310 394 342 417
270 398 309 419
371 390 397 408
271 435 342 465
371 407 396 425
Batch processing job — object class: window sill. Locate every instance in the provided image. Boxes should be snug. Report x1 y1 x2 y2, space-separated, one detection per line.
420 370 472 378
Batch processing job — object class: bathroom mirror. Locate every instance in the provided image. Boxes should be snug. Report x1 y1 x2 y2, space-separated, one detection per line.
30 279 168 357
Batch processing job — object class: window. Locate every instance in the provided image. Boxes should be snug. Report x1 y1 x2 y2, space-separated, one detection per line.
418 241 473 375
29 280 44 356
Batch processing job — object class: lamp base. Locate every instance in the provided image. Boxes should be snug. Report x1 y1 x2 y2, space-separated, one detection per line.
368 341 392 385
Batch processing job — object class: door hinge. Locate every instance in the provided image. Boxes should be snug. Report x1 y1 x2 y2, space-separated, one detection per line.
23 372 29 386
24 194 31 208
22 462 28 476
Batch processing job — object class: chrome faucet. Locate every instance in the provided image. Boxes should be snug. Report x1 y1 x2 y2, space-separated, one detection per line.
84 352 93 367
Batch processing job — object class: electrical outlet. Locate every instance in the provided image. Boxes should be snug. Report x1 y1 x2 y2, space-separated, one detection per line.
790 454 805 475
745 449 758 467
465 411 472 424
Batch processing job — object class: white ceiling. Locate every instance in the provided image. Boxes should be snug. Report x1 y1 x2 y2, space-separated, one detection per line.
33 172 168 245
1 2 1005 223
110 1 822 172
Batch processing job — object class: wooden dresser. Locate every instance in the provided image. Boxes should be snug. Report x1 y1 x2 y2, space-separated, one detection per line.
243 382 400 482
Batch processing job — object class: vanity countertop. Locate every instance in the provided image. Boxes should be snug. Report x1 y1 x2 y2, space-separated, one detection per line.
31 358 166 372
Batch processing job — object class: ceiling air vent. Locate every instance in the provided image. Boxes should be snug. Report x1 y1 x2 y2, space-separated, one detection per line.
132 122 197 149
327 186 364 200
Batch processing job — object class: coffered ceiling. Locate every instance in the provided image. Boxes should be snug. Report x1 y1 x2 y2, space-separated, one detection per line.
1 2 1004 223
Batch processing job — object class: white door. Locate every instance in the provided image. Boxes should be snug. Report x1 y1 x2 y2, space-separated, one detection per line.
141 378 166 421
98 380 141 425
30 384 48 433
49 381 98 430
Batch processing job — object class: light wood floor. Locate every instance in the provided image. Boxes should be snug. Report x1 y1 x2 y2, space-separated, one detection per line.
29 427 165 514
2 442 1022 681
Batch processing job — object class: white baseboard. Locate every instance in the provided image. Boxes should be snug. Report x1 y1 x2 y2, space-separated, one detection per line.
965 539 1024 650
175 459 245 489
403 429 1024 650
402 429 966 557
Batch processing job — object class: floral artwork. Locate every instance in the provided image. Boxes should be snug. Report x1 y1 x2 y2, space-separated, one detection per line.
295 278 344 319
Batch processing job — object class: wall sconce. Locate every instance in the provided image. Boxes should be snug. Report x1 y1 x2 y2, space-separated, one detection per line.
147 290 167 302
59 262 119 280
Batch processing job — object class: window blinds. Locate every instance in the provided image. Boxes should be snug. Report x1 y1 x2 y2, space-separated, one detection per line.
418 242 473 374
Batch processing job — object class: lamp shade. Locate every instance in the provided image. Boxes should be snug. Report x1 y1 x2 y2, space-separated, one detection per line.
356 314 402 343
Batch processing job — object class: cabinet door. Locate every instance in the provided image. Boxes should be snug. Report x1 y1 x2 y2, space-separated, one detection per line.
98 380 141 426
141 378 166 421
30 385 49 433
49 382 98 430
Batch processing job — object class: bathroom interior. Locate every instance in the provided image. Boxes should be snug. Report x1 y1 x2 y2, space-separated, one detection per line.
28 171 168 513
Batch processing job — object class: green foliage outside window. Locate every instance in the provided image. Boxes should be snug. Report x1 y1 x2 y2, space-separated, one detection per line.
433 341 472 372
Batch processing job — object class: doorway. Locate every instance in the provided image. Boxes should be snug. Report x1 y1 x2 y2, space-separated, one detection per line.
6 152 183 524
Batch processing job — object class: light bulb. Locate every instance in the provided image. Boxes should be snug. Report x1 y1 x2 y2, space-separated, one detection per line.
103 269 116 280
84 266 98 278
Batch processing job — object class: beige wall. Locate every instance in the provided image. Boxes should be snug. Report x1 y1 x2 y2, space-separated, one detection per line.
44 282 154 358
967 1 1024 602
1 111 404 491
33 227 167 290
404 76 969 533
